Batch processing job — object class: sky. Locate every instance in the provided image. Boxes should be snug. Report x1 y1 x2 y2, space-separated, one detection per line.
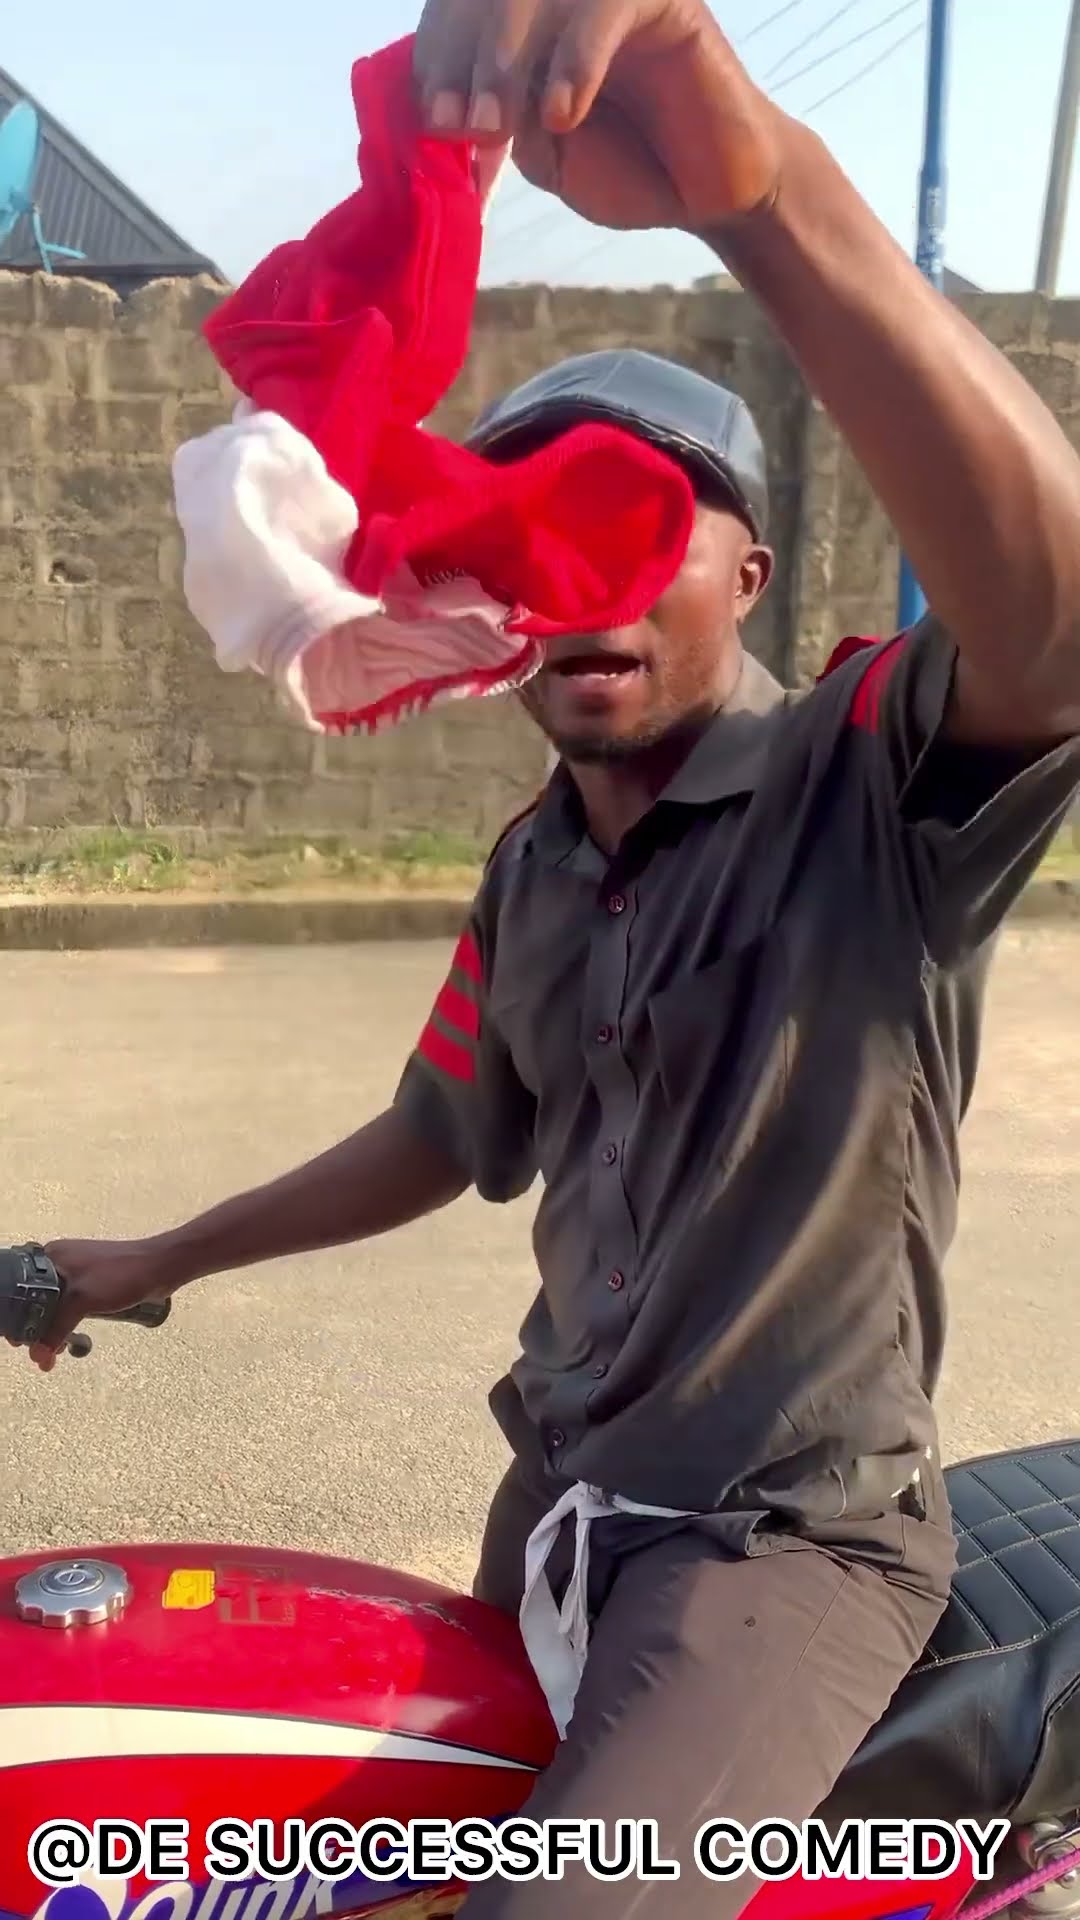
3 0 1079 296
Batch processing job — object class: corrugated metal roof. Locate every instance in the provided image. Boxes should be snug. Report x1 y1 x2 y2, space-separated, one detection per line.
0 65 222 278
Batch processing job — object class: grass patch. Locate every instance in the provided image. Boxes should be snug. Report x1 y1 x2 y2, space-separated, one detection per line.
0 827 485 897
0 820 1074 900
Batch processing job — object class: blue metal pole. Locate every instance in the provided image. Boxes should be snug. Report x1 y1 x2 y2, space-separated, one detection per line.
897 0 953 630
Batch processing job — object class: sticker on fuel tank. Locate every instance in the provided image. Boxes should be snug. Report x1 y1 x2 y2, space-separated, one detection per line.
161 1572 215 1611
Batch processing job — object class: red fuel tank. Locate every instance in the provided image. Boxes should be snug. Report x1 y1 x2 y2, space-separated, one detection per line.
0 1543 555 1920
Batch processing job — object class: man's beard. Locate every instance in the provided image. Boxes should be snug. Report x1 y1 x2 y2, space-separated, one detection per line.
544 724 671 765
531 698 720 768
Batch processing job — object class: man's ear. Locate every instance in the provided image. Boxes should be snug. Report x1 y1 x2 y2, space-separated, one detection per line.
736 544 774 621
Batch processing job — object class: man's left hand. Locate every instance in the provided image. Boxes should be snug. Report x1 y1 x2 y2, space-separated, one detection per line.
413 0 782 236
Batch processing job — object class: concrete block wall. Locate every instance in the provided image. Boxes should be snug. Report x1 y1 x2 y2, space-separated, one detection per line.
806 293 1080 665
2 270 1078 838
0 271 548 841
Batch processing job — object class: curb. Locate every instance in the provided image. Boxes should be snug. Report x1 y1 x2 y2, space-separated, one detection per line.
0 894 474 951
0 881 1074 952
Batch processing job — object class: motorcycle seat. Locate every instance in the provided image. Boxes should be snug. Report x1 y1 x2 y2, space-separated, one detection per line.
824 1438 1080 1825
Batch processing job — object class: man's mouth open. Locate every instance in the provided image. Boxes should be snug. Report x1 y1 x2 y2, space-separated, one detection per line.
546 647 646 691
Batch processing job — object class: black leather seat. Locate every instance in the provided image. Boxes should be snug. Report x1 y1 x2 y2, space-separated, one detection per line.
824 1440 1080 1825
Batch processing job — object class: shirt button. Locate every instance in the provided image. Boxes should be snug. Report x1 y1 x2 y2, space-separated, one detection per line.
592 1362 608 1379
596 1024 614 1045
608 1270 625 1291
607 893 626 915
601 1142 617 1166
550 1429 565 1449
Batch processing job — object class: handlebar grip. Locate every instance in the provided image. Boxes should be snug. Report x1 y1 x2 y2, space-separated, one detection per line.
93 1298 172 1330
0 1245 173 1348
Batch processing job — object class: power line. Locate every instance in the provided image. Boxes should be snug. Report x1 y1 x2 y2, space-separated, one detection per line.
505 230 601 283
485 171 533 222
544 227 627 285
488 8 880 270
485 4 828 268
489 2 926 284
484 199 597 280
485 204 598 281
488 201 567 252
738 0 814 47
801 18 925 113
763 0 869 83
771 0 923 94
552 15 926 283
484 172 584 269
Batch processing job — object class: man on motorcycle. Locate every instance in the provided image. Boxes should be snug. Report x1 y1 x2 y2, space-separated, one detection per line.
18 0 1080 1912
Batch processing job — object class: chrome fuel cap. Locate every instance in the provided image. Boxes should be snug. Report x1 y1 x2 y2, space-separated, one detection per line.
15 1558 131 1628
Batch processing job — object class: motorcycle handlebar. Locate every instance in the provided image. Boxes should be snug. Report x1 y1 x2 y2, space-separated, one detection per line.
97 1297 172 1329
0 1244 171 1356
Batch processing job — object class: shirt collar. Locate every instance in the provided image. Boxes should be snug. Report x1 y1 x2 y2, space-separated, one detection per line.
660 650 789 805
529 650 789 869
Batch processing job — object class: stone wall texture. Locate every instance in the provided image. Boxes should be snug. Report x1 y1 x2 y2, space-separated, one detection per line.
2 270 1079 839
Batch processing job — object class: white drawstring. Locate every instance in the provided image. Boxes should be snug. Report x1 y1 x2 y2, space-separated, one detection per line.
517 1453 931 1737
519 1481 694 1738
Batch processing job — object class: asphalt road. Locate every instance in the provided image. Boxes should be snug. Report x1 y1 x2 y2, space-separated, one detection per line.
1 928 1077 1593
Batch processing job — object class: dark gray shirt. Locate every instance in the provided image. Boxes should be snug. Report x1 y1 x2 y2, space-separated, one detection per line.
395 619 1079 1567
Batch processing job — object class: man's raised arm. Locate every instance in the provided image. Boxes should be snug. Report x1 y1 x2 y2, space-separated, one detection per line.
709 104 1080 746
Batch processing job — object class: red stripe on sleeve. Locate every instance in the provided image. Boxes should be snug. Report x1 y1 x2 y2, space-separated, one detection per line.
418 1021 475 1083
818 633 879 682
453 930 482 984
435 977 480 1042
849 636 906 733
413 924 482 1083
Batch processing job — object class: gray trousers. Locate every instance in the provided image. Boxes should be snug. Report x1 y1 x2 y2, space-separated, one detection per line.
460 1456 952 1919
